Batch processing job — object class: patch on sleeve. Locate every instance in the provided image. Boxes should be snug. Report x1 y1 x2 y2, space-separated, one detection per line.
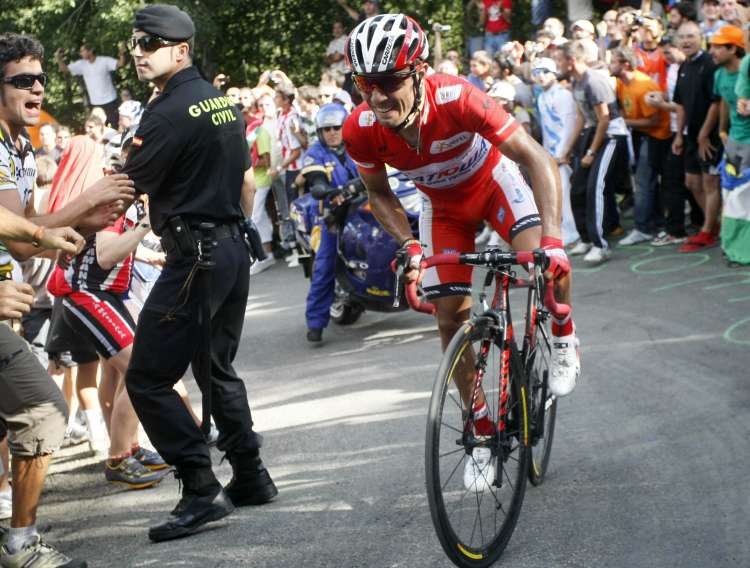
435 85 462 105
303 155 316 167
358 111 376 127
132 136 143 147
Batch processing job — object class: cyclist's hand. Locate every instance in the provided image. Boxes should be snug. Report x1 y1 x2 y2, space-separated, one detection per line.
396 238 424 283
541 236 570 279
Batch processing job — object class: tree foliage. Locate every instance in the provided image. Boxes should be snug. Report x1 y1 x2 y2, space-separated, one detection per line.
1 0 558 129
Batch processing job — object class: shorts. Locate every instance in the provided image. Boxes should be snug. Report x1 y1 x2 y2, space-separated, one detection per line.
420 155 541 299
21 307 52 369
45 298 98 367
684 137 722 176
62 290 136 359
0 325 67 456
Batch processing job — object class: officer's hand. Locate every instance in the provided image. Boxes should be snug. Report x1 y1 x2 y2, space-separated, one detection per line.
0 280 34 319
86 174 135 209
38 226 85 255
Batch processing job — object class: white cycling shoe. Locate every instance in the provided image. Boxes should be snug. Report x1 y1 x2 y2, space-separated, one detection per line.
550 334 580 397
463 446 495 492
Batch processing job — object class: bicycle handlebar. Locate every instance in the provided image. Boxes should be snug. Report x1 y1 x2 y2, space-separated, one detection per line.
398 250 571 319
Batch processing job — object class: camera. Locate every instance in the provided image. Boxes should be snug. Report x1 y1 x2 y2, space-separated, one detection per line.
433 24 452 33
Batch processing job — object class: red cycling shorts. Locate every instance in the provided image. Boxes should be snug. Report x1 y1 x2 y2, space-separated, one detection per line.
420 156 541 299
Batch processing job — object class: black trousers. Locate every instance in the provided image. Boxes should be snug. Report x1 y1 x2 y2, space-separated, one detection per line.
125 234 261 469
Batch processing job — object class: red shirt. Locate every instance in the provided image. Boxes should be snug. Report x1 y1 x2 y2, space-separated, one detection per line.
484 0 511 34
343 73 519 197
635 46 668 92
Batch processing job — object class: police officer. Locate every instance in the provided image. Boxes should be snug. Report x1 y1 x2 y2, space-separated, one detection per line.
301 104 359 343
122 4 276 542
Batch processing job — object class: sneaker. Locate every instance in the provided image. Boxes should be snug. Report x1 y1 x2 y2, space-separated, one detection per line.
105 456 171 489
286 250 300 268
0 535 86 568
550 334 580 397
249 256 275 276
619 229 653 246
651 231 686 247
306 328 323 343
568 241 592 256
463 446 494 492
132 446 169 471
582 246 612 265
61 422 88 448
679 231 717 253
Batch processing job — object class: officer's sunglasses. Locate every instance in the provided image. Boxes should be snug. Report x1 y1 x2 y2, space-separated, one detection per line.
321 126 342 132
128 34 180 53
353 70 415 95
2 73 48 90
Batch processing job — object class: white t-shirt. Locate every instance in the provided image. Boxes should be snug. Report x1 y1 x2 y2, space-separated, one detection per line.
326 36 347 74
68 56 118 105
537 83 578 160
278 109 303 171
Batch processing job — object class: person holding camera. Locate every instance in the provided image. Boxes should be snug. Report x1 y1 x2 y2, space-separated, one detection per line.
300 104 358 343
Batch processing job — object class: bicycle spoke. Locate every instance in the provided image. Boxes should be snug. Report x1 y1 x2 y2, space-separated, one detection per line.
439 421 463 435
441 454 465 492
439 447 465 459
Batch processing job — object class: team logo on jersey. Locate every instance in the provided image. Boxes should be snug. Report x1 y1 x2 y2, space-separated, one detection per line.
429 132 472 154
435 85 462 105
497 207 506 224
359 111 376 127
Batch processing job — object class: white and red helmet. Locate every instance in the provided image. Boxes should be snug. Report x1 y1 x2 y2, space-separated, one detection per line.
345 14 429 76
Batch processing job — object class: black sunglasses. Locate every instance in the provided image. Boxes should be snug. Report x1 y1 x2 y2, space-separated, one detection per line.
2 73 47 90
321 126 342 132
128 34 180 53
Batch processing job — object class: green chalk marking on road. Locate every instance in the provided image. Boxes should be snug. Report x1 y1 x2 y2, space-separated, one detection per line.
724 316 750 345
631 253 711 274
651 272 750 292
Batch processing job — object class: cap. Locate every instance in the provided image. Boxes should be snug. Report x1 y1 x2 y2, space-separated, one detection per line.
572 20 595 35
531 57 557 74
487 80 516 101
710 25 745 49
133 4 195 41
333 89 352 108
118 100 143 120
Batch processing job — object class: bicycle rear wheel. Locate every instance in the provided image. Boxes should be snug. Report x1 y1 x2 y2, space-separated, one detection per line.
425 318 530 568
526 313 557 486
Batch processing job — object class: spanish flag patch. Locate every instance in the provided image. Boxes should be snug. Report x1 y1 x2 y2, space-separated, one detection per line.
132 136 143 147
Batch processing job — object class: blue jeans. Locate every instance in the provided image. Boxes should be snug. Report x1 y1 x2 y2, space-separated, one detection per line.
467 35 484 57
305 223 337 330
634 136 660 234
484 32 510 57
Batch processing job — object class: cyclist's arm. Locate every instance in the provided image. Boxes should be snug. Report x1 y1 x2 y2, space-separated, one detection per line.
498 127 563 239
359 168 414 244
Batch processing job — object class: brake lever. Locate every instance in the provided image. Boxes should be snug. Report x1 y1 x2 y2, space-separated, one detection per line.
393 264 404 308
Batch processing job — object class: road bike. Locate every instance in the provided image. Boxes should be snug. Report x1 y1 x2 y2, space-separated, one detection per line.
395 249 568 567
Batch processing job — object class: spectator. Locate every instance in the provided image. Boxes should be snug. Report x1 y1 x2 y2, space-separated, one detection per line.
556 39 630 265
55 43 126 127
543 17 566 42
120 87 133 101
336 0 380 23
610 46 672 245
325 21 348 75
467 50 494 90
597 10 623 50
271 83 304 210
297 85 320 147
487 80 531 132
35 123 61 163
532 57 581 245
719 0 744 27
465 0 485 56
239 87 256 125
118 100 143 135
55 125 71 152
668 1 698 31
701 0 727 42
436 59 460 75
84 113 106 144
635 15 668 92
672 21 722 252
571 20 596 41
480 0 512 57
227 86 241 107
318 83 338 105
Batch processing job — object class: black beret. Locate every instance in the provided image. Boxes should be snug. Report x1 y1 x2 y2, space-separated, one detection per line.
133 4 195 41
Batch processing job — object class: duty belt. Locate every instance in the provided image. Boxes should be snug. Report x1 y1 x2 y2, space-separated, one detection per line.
160 218 241 260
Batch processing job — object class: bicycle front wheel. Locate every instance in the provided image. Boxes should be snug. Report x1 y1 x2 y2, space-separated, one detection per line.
425 318 530 568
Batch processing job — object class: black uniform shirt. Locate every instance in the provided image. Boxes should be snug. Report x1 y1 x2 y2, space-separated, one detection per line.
124 66 250 234
673 50 718 141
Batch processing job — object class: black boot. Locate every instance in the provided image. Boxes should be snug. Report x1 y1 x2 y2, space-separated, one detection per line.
224 452 278 507
149 466 234 542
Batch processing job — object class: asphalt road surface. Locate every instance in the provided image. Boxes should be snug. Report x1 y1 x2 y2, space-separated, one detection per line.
7 243 749 567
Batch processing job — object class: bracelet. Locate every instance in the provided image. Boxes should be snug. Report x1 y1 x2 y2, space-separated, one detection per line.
400 237 420 247
31 225 46 247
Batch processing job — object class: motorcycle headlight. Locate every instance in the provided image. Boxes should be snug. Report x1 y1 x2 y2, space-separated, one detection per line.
398 192 422 215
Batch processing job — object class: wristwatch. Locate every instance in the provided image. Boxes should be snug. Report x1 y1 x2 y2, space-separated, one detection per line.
585 148 595 157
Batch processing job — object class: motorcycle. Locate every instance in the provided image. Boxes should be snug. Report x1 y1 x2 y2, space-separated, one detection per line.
289 169 421 325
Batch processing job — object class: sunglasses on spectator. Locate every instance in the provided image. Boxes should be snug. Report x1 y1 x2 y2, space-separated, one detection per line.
321 126 342 132
353 70 415 94
128 34 181 53
2 73 47 90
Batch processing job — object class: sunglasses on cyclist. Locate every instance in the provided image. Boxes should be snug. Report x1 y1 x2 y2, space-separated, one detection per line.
128 34 181 53
321 126 342 132
353 71 415 94
2 73 48 90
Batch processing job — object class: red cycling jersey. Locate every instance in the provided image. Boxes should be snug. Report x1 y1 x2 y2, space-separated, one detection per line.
344 73 541 299
344 73 520 195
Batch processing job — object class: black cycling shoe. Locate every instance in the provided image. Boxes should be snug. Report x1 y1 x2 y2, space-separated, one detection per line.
150 468 234 542
306 328 323 343
225 453 278 507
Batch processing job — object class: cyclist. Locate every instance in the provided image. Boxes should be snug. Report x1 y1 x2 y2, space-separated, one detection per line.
342 14 579 491
301 103 360 343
